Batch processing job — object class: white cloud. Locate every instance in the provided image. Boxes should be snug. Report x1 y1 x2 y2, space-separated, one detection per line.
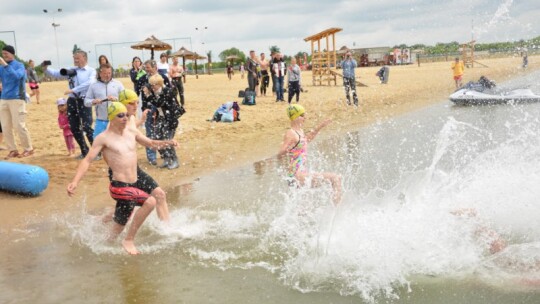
1 0 538 68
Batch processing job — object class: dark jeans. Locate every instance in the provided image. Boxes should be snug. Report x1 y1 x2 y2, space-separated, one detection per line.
156 118 178 161
288 81 300 104
275 76 284 101
172 77 185 106
271 74 277 93
67 96 93 156
145 107 157 163
343 77 359 106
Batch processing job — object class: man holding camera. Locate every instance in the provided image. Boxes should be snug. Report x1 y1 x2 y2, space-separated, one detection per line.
0 45 34 159
341 50 359 106
45 50 96 158
84 63 124 139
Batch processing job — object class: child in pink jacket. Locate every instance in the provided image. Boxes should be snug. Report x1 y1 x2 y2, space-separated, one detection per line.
57 98 75 156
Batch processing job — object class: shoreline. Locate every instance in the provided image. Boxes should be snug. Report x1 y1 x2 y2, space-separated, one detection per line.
1 56 538 228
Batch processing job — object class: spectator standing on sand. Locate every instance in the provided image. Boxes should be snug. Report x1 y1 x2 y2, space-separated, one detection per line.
168 56 185 106
157 53 169 77
287 57 301 104
272 53 286 102
139 59 171 166
269 52 278 97
451 57 465 89
0 45 34 159
245 50 259 92
142 74 181 170
259 53 270 96
56 98 76 156
523 53 528 69
97 55 110 81
26 59 41 104
84 63 124 139
129 56 145 96
0 82 3 150
226 61 234 80
44 50 96 159
239 63 245 79
341 50 359 106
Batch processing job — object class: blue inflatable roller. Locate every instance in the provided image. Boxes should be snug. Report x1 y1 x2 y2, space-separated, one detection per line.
0 161 49 196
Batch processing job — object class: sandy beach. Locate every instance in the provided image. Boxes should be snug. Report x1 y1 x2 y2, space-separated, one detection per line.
1 56 537 227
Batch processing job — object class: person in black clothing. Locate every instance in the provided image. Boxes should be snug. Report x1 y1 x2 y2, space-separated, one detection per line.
139 60 171 165
245 50 259 92
129 57 145 96
44 50 95 158
259 53 270 96
142 74 182 170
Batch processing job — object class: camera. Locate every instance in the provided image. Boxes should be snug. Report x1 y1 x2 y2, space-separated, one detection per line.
60 68 77 77
42 60 52 66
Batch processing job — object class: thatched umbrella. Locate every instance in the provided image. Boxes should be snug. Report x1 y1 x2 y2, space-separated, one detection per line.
170 47 198 82
131 35 172 60
186 53 207 79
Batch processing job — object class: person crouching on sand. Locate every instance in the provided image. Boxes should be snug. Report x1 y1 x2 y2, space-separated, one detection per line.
278 104 342 205
67 102 178 255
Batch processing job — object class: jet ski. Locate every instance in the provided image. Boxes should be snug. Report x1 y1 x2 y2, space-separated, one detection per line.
449 76 540 105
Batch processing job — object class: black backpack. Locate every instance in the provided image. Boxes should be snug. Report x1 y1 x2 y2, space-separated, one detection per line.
242 89 256 105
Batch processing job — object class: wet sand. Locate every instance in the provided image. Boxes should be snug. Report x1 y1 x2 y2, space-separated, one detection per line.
0 56 537 227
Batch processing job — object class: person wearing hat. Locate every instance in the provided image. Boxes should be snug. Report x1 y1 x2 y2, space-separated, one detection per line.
57 98 75 156
0 45 34 159
67 101 178 255
277 104 342 205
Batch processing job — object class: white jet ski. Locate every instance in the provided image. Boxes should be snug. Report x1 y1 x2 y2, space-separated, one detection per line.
450 88 540 105
449 76 540 105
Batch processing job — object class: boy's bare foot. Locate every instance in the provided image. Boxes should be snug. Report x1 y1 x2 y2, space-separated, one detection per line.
122 240 140 255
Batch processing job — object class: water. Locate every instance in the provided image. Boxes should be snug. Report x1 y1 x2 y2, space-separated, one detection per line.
2 71 540 303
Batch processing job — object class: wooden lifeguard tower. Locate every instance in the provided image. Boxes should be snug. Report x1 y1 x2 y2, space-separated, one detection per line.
304 28 342 86
461 40 488 68
461 40 475 67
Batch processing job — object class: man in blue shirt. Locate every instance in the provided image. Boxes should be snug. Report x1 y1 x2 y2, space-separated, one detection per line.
45 50 96 158
340 50 359 106
0 45 34 159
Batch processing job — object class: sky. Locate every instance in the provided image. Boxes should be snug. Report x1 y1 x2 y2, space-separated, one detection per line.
1 0 538 69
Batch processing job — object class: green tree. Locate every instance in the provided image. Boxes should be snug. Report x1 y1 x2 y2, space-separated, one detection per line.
269 45 280 55
218 47 246 63
72 44 81 54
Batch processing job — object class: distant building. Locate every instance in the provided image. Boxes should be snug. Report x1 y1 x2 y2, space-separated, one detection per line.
338 46 392 67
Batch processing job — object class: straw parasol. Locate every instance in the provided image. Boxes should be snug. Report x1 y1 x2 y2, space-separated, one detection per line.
226 55 239 60
131 35 172 60
189 53 207 79
170 46 198 81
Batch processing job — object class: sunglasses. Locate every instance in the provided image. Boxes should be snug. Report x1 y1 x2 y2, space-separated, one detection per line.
116 113 127 118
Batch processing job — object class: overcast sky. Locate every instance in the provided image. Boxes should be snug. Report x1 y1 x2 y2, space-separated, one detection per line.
1 0 538 68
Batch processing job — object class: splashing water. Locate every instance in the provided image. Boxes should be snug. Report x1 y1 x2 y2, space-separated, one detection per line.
56 73 540 302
